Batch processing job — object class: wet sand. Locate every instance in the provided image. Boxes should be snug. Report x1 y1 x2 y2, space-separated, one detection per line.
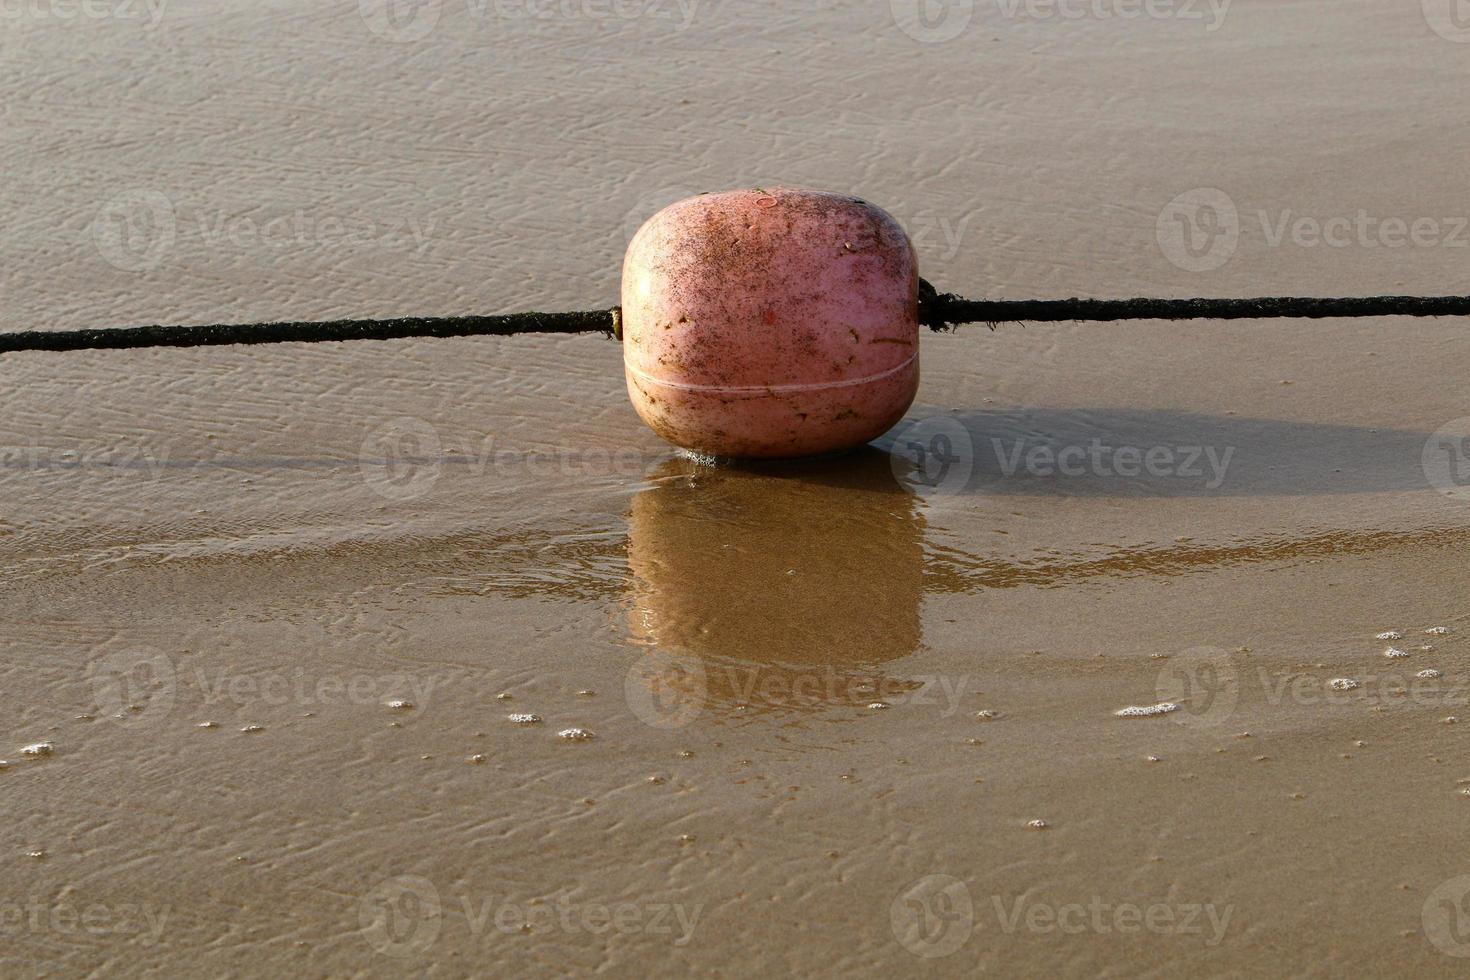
5 0 1470 974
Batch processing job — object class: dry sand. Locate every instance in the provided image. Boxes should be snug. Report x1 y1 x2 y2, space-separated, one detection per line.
5 0 1470 974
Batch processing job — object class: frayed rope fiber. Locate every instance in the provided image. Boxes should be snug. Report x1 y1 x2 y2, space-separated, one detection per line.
4 281 1470 355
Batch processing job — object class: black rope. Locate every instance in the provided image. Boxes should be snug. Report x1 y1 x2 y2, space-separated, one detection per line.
917 280 1470 330
3 282 1469 355
0 308 620 354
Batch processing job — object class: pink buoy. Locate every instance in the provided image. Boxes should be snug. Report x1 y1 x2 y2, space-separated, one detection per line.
621 187 920 458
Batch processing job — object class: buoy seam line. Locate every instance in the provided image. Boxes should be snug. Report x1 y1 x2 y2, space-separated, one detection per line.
625 351 918 395
5 283 1470 354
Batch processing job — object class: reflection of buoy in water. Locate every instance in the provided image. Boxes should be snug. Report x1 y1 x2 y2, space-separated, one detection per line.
622 188 920 459
625 450 925 713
